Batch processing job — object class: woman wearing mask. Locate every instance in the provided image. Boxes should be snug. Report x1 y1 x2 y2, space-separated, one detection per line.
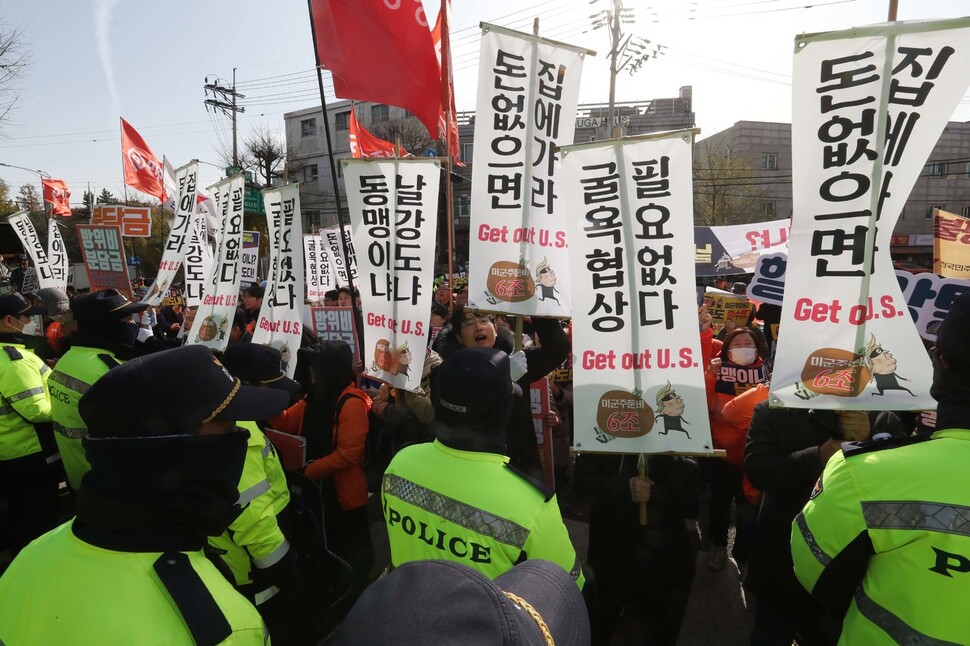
703 327 769 571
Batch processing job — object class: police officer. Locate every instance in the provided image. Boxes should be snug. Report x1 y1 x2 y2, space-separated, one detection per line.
0 345 290 644
382 347 584 588
791 293 970 644
0 294 59 554
48 289 148 490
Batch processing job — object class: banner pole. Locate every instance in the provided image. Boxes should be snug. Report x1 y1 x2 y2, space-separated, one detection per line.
638 453 649 525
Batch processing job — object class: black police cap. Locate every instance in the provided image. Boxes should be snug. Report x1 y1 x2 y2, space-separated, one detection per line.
71 289 149 323
0 294 46 318
221 343 302 401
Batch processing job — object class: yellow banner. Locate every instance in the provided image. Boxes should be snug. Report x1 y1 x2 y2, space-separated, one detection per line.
933 209 970 279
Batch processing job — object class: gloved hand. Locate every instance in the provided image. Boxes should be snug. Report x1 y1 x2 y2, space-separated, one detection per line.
509 350 528 382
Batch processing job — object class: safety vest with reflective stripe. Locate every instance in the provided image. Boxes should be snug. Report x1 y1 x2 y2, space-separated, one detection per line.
382 440 584 588
0 521 268 645
49 345 120 490
209 422 290 587
0 342 51 461
792 429 970 645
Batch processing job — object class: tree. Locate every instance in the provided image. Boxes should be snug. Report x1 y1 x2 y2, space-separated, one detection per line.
82 190 95 213
97 188 118 204
693 140 767 226
15 183 40 213
370 117 433 157
245 125 287 188
0 20 29 133
0 177 17 216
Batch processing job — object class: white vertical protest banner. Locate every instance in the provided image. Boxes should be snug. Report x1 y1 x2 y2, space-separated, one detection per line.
467 24 590 317
47 221 68 290
771 18 970 410
142 162 199 305
561 130 713 454
322 226 358 288
183 211 213 308
318 237 337 294
304 235 325 302
253 184 305 378
343 158 440 392
8 212 58 290
188 175 245 352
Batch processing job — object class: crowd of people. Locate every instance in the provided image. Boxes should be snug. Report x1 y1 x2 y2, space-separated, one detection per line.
0 269 967 645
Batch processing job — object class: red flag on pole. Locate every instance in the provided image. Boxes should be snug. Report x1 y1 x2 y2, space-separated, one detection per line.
42 179 72 217
120 118 167 202
310 0 442 140
349 107 409 159
433 0 464 166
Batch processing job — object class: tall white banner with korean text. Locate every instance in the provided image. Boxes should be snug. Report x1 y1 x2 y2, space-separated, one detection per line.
142 162 199 306
47 221 68 290
253 184 305 378
771 18 970 410
322 226 358 288
468 24 589 317
304 235 327 302
8 212 58 290
561 131 713 454
343 158 440 393
183 210 214 308
187 175 245 353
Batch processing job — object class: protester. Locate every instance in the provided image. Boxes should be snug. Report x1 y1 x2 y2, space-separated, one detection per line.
228 307 253 347
433 306 569 479
242 283 264 333
0 345 288 644
382 348 584 589
323 559 590 646
0 294 59 556
790 294 970 644
34 287 73 360
48 289 148 491
10 257 29 294
430 301 448 328
335 286 354 308
155 301 184 341
433 281 453 310
322 289 338 307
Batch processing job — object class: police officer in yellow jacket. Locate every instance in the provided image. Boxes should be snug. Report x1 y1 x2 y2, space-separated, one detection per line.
0 293 59 555
791 293 970 645
49 289 149 490
0 345 290 645
382 347 585 588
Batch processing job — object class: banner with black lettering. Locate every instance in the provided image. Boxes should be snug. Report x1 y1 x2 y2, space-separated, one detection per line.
47 220 68 290
933 208 970 278
241 231 260 286
694 221 790 276
187 175 245 352
467 23 589 317
8 211 57 290
143 162 199 305
77 225 132 298
183 210 213 308
304 234 325 302
253 183 305 378
560 130 713 454
342 158 440 392
771 19 970 410
321 225 357 288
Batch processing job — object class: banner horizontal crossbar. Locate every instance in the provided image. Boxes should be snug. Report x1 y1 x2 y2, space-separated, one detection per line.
480 21 597 57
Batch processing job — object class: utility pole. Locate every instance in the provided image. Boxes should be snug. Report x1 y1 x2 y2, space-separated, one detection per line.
608 0 620 135
204 70 246 168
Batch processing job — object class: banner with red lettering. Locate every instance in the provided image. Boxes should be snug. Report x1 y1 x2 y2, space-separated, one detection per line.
349 108 407 158
310 306 359 358
311 0 442 138
120 118 167 202
770 18 970 410
41 179 72 217
561 131 713 454
304 234 326 302
530 377 555 490
188 175 245 353
47 220 68 290
467 24 588 318
253 184 305 378
77 225 131 298
7 211 58 290
343 158 440 392
142 162 199 306
933 208 970 278
694 221 790 277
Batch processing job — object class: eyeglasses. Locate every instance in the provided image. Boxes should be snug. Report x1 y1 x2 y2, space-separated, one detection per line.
868 346 886 359
660 392 679 402
460 315 493 329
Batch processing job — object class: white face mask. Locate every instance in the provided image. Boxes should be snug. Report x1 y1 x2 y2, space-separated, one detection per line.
19 318 40 336
728 347 758 366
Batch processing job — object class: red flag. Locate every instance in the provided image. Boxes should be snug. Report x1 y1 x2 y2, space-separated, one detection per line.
311 0 442 139
349 108 409 159
121 118 167 202
433 0 464 166
42 179 72 217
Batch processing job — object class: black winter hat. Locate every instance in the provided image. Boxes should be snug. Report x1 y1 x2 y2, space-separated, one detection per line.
432 347 514 431
936 292 970 378
71 289 148 322
221 343 302 401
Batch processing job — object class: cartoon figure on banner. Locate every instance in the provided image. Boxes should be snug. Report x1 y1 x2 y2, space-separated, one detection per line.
146 279 170 303
653 381 691 439
393 341 412 378
535 258 560 305
866 334 914 397
197 315 229 343
372 338 394 374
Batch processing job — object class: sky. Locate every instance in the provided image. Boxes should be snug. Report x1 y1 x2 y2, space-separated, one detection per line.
1 0 969 206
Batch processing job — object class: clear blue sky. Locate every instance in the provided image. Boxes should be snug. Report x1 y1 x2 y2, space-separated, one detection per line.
1 0 968 205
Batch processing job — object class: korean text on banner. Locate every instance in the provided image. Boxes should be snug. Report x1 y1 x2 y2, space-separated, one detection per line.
241 231 260 286
47 220 68 290
8 212 58 289
343 158 440 393
310 306 359 358
142 162 199 306
93 205 153 238
304 235 325 302
560 131 713 454
770 18 970 410
530 377 555 490
183 211 213 308
253 184 305 379
77 225 131 298
467 24 589 317
933 208 970 278
322 226 358 287
188 175 245 353
694 220 790 276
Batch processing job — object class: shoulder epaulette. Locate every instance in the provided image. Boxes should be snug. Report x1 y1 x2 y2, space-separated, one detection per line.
97 353 120 370
504 463 555 502
2 345 23 361
841 434 932 459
